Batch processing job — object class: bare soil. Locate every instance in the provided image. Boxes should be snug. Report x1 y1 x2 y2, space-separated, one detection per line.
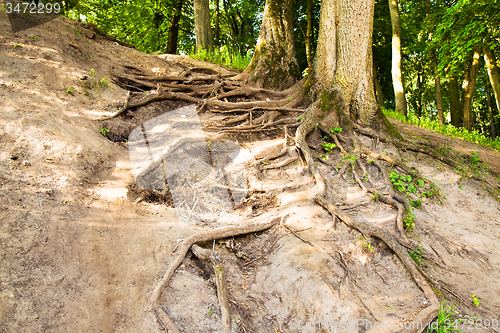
1 14 500 333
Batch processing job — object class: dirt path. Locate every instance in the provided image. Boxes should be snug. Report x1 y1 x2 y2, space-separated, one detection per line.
1 14 500 333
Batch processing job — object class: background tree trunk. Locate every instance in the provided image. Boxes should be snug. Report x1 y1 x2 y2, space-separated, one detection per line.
374 61 384 107
389 0 407 116
430 51 444 124
305 0 313 69
484 46 500 116
245 0 300 90
462 46 481 131
449 75 461 127
166 0 183 54
486 80 497 139
193 0 213 52
215 0 220 47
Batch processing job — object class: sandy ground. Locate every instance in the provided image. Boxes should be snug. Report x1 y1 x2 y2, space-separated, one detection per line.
1 14 500 333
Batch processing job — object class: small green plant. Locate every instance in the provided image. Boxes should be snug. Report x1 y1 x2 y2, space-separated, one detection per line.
27 35 38 41
470 151 479 165
89 68 96 77
73 29 81 35
408 245 425 266
427 302 461 333
471 294 480 307
364 239 374 252
409 198 422 208
298 116 302 121
99 76 110 88
65 87 74 95
459 183 464 190
341 154 357 162
370 191 380 202
329 127 342 135
99 128 110 136
404 209 416 231
13 44 23 49
319 154 327 161
321 142 337 152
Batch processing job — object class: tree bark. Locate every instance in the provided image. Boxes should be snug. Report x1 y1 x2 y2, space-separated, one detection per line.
312 0 387 130
166 0 183 54
244 0 301 91
193 0 213 52
484 46 500 117
449 75 461 127
462 46 481 131
389 0 407 116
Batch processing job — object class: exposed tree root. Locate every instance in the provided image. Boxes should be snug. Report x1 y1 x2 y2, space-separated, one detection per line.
149 217 282 331
101 64 499 332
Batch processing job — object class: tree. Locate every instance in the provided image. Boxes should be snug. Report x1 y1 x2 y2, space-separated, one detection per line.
389 0 408 116
462 46 481 131
243 0 300 90
193 0 213 52
484 45 500 117
166 0 184 54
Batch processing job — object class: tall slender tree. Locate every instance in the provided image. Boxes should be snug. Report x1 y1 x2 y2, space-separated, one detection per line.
389 0 407 116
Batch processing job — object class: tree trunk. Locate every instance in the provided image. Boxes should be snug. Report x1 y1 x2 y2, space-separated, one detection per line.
215 0 220 47
193 0 213 52
484 46 500 116
389 0 407 116
245 0 300 91
462 46 481 131
166 0 183 54
311 0 387 131
449 75 461 127
373 60 384 107
486 80 497 139
430 50 444 124
305 0 313 69
426 0 444 124
416 62 423 117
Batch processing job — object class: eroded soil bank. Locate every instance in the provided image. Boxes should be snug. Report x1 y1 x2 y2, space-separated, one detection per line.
1 14 500 333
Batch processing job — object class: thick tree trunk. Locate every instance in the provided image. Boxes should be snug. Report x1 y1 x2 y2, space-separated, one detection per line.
245 0 300 91
416 63 423 117
484 46 500 116
449 75 462 127
389 0 407 116
193 0 213 52
462 46 481 131
166 0 183 54
312 0 387 130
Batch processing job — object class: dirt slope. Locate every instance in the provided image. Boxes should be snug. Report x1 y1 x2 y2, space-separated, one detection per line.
1 14 500 333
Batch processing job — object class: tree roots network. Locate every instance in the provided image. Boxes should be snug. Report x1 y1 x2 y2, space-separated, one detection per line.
99 63 499 333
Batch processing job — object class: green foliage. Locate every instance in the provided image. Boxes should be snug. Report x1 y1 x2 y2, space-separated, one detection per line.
427 302 462 333
371 191 380 202
188 46 252 71
65 87 74 95
383 108 500 152
341 154 357 162
329 127 342 135
99 128 110 136
319 154 327 161
471 294 480 307
363 239 374 252
404 210 416 231
320 142 337 152
408 245 425 266
89 68 96 77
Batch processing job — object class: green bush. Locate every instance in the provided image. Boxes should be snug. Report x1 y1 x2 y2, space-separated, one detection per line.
382 108 500 152
188 46 252 72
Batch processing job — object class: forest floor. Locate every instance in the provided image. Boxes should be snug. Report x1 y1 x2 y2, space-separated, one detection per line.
1 14 500 333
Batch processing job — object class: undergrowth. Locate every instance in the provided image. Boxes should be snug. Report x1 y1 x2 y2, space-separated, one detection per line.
188 46 252 72
383 108 500 152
